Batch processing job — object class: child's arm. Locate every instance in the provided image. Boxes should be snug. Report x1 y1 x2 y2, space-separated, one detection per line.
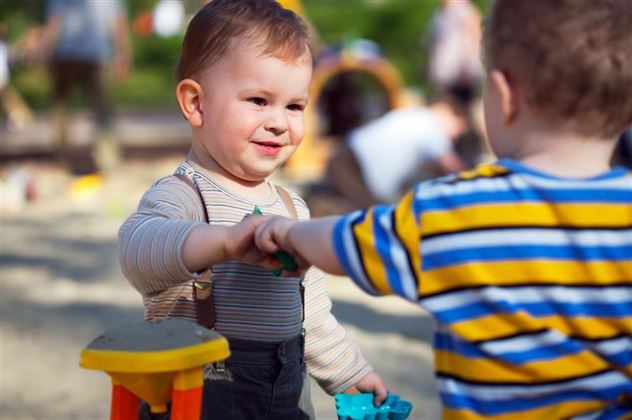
300 266 388 406
120 177 276 296
182 216 274 273
255 216 343 274
258 189 423 302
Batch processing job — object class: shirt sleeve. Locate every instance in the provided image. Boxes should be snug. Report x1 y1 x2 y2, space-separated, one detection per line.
118 176 208 296
302 267 373 395
289 191 373 394
332 188 423 302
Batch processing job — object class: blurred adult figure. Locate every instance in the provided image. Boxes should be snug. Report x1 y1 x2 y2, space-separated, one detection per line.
307 94 472 216
42 0 131 171
0 22 34 131
317 39 391 138
427 0 483 100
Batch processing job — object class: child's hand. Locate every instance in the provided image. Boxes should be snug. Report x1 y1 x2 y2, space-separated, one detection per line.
255 216 310 271
223 215 279 269
343 371 388 407
254 216 296 253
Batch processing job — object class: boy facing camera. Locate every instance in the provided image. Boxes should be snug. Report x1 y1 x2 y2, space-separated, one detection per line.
119 1 385 418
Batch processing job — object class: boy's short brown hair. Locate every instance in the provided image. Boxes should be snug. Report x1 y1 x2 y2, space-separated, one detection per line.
485 0 632 138
175 0 310 82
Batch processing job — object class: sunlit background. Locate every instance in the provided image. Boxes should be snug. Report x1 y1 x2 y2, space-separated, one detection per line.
1 1 630 419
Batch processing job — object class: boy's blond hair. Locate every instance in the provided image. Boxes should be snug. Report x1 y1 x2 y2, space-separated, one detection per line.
485 0 632 138
175 0 310 82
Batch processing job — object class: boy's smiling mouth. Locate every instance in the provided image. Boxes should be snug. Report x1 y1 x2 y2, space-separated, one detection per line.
251 139 283 156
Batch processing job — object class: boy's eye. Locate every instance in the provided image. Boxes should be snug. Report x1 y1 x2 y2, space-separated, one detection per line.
287 104 305 112
249 97 267 106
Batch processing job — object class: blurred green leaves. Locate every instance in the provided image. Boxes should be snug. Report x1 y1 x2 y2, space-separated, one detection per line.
305 0 438 87
5 0 488 110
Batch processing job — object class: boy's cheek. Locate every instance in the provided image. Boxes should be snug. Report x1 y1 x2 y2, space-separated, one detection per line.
290 122 306 145
281 144 300 161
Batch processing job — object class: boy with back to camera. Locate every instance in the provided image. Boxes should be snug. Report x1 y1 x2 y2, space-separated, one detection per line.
118 1 386 419
255 0 632 418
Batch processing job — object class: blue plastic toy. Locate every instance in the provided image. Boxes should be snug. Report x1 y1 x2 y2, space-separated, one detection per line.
335 393 413 420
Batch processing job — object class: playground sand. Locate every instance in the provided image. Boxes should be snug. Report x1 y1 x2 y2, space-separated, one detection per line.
0 158 440 419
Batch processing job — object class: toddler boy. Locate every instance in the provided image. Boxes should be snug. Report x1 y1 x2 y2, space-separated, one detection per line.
120 1 386 418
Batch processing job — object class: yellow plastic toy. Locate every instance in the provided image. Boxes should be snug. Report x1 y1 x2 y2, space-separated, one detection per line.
80 319 229 420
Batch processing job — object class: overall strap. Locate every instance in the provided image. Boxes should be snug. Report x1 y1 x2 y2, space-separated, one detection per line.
274 186 306 328
275 185 299 219
174 170 215 329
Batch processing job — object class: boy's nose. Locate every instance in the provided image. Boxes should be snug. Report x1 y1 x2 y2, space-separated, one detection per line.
264 109 288 135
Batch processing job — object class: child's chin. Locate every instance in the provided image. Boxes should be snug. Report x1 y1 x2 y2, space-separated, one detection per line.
239 169 275 182
252 161 288 179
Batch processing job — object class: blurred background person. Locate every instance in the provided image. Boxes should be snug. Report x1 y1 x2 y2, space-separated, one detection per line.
319 72 372 139
317 39 391 139
40 0 131 172
307 93 471 216
425 0 485 173
427 0 483 100
0 22 34 132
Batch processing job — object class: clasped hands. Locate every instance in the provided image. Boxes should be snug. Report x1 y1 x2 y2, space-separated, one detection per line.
221 215 304 273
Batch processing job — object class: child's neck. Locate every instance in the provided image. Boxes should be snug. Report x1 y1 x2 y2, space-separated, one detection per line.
506 123 618 179
187 148 272 201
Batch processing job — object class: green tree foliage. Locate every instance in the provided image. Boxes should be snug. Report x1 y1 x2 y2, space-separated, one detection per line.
3 0 488 109
305 0 435 87
304 0 488 91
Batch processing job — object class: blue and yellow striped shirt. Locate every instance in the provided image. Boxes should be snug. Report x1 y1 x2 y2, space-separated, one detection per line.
333 159 632 419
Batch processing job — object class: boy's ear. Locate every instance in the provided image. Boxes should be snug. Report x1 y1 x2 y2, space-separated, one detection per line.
176 79 204 127
489 70 519 125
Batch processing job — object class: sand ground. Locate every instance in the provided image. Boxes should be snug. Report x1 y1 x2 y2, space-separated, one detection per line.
1 158 440 420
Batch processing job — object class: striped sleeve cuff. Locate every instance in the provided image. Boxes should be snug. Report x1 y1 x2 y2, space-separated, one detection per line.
333 210 382 296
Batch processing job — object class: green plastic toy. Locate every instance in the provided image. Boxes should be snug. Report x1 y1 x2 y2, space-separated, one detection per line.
253 206 298 276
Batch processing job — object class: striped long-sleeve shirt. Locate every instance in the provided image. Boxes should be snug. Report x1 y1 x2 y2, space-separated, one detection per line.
119 162 372 394
333 158 632 419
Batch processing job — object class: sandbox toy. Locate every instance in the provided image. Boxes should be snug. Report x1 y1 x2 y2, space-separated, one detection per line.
335 393 413 420
80 319 229 420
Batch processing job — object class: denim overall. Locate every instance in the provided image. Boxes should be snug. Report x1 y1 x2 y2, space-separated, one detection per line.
139 334 312 420
200 335 310 419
